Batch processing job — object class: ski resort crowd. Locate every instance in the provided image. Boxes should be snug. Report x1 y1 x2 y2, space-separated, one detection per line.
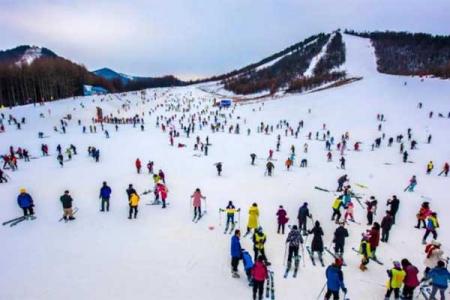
1 90 450 300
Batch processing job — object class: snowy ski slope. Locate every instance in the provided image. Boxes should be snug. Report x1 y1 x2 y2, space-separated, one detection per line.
0 35 449 300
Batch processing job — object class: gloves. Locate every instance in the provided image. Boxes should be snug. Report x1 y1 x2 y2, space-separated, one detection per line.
342 287 347 294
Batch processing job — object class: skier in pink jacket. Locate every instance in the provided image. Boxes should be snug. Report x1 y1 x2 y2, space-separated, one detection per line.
191 188 206 219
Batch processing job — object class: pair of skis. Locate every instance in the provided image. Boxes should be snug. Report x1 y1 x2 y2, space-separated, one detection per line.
306 246 325 267
2 215 36 227
283 255 300 278
223 221 236 234
58 207 79 222
146 201 170 206
324 247 347 266
265 270 275 299
193 211 207 223
351 247 384 265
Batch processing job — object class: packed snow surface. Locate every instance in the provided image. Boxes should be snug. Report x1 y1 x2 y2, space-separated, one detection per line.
1 35 450 300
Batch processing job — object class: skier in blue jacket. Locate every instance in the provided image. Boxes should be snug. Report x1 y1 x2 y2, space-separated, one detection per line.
231 229 242 278
99 181 112 212
426 260 450 299
17 188 34 218
325 258 347 299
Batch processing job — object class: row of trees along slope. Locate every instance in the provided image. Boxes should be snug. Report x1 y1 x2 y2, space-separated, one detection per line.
345 30 450 78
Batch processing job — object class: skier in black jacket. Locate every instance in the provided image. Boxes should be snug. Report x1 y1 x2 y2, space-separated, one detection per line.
60 190 75 221
333 223 349 255
297 202 312 234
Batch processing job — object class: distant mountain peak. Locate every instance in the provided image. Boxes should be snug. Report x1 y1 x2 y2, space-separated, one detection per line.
0 45 57 66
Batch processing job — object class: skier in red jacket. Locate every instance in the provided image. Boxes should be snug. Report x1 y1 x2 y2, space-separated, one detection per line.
251 256 268 300
135 158 141 174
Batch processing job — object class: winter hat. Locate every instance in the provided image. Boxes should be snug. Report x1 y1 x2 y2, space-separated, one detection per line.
393 261 401 268
19 188 26 193
335 258 343 267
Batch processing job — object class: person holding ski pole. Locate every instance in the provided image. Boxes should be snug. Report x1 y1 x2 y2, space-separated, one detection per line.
220 201 239 231
325 258 347 300
286 225 303 265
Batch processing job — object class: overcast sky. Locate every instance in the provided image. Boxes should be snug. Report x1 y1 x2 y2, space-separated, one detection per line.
1 0 449 79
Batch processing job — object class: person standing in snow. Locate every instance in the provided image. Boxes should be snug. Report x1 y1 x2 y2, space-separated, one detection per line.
215 162 222 176
157 183 168 208
325 258 347 300
339 157 346 169
297 202 312 234
384 261 406 299
60 190 75 221
265 161 274 176
17 188 34 218
135 158 141 174
126 184 136 200
57 153 64 167
308 221 324 261
333 223 349 256
230 229 242 278
368 222 381 259
128 192 140 219
424 260 450 300
276 205 288 234
380 211 394 243
331 196 343 223
426 161 434 175
191 188 206 218
415 202 431 229
250 153 256 165
0 169 8 183
99 181 112 212
401 259 420 299
343 202 355 223
337 174 348 192
286 225 303 264
146 161 154 174
251 256 268 300
422 212 439 244
246 203 260 235
358 234 372 271
386 196 400 224
438 162 449 176
253 227 267 263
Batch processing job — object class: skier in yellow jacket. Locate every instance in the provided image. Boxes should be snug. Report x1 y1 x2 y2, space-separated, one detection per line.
385 261 406 299
129 192 140 219
246 203 259 236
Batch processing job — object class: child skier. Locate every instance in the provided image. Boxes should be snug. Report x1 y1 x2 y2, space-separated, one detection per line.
191 188 206 219
220 201 239 231
422 212 439 244
344 202 354 223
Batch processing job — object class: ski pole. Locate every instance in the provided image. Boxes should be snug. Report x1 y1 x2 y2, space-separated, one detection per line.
316 282 327 300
